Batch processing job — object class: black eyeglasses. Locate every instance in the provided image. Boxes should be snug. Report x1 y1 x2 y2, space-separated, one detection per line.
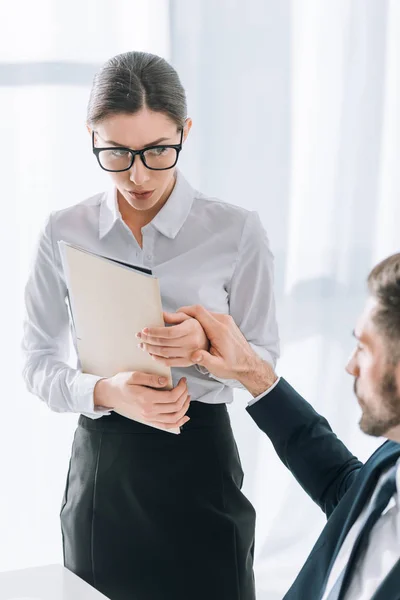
92 129 183 172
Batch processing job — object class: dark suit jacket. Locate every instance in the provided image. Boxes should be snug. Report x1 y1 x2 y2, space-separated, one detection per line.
246 378 400 600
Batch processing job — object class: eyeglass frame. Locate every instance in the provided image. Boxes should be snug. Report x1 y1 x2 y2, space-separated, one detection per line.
92 128 184 172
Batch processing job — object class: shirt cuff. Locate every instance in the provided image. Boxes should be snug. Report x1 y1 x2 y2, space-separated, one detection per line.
247 376 281 406
70 372 112 419
194 363 246 389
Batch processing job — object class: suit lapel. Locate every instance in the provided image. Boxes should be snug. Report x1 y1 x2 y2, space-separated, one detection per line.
320 443 400 597
332 446 398 561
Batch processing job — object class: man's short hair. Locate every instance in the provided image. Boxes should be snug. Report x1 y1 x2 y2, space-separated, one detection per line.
368 253 400 361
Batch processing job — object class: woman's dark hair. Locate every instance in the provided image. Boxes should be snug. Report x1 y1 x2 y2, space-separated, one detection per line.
368 253 400 361
87 51 187 128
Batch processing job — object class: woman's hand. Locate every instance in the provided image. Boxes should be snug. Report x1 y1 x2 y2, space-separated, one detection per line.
136 311 210 368
94 371 191 430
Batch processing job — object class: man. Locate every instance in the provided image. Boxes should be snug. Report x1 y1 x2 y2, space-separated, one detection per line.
178 254 400 599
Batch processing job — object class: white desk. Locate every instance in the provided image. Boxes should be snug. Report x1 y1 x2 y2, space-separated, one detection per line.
0 564 109 599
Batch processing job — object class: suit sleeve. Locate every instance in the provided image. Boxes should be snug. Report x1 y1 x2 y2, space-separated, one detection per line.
246 378 363 517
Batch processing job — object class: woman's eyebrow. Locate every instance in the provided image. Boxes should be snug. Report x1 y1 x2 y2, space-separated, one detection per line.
98 135 172 147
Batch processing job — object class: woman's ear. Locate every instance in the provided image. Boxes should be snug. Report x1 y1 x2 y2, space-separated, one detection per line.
183 117 193 143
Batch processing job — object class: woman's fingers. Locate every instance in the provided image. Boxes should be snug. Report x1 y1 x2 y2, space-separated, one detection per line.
152 395 191 426
154 388 189 414
139 342 186 358
137 322 186 343
149 355 193 367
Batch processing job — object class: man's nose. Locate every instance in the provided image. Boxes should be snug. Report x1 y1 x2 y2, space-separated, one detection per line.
345 348 359 376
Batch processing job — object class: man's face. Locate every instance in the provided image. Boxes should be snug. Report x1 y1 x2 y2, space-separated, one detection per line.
346 297 400 440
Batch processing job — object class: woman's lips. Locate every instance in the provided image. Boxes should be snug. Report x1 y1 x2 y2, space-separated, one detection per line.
127 190 154 201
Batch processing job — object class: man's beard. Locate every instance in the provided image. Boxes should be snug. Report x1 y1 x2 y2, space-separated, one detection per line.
355 370 400 437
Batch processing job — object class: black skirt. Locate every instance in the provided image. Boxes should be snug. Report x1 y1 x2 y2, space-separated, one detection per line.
60 401 256 600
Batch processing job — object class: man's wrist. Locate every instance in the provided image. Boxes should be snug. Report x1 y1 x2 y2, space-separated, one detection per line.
237 357 278 397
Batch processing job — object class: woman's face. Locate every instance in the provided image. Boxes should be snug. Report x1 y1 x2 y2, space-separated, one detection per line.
90 109 191 214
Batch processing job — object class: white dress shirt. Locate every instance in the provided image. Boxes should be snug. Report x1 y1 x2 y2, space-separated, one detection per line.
22 171 279 418
321 457 400 600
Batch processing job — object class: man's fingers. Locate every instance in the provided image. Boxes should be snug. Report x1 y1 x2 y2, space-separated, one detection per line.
190 350 224 372
163 311 192 324
178 305 222 335
177 305 208 319
179 305 231 325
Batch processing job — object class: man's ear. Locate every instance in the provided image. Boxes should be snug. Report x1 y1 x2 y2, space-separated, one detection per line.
86 124 92 136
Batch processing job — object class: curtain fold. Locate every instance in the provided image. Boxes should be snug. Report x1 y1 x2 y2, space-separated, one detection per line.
1 0 170 572
170 1 397 597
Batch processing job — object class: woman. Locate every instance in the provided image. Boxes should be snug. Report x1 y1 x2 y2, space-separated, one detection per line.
22 51 279 600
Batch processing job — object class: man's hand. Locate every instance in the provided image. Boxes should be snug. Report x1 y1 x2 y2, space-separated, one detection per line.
136 311 210 368
177 305 278 397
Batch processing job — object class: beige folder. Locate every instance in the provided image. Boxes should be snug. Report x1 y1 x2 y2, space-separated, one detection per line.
59 241 179 434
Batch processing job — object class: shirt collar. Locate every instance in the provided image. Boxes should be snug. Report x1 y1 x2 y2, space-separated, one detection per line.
98 170 195 240
99 186 120 239
145 170 194 239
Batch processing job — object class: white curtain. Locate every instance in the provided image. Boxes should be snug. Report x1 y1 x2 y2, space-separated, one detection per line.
1 0 170 572
170 0 399 597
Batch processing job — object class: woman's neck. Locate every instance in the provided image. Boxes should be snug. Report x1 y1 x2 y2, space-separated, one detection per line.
117 173 177 245
117 176 176 231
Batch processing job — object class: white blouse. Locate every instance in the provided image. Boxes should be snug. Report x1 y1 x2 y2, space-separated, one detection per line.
22 171 279 418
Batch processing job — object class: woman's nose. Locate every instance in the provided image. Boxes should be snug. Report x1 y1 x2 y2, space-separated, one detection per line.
129 156 150 186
